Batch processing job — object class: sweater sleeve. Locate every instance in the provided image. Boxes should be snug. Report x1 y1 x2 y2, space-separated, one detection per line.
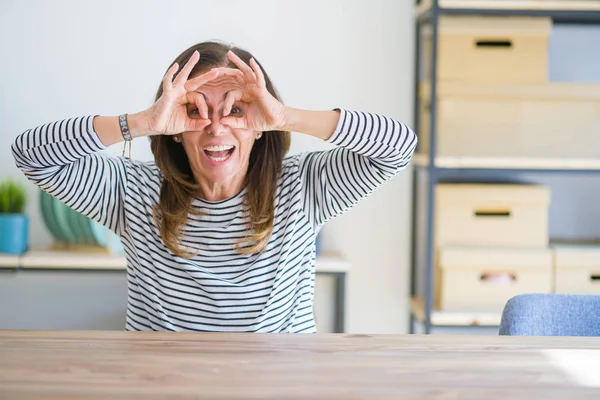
11 116 129 234
298 109 417 230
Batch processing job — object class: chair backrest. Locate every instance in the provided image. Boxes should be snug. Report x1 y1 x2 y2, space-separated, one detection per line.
499 293 600 336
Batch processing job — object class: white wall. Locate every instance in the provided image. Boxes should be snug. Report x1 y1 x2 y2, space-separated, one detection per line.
0 0 415 333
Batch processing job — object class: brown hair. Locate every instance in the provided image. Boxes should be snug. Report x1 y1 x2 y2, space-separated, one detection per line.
149 41 291 257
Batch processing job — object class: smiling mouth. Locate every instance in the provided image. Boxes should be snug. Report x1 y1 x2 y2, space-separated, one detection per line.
204 145 235 162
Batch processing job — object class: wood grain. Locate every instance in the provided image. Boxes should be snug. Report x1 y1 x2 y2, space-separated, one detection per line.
1 331 600 399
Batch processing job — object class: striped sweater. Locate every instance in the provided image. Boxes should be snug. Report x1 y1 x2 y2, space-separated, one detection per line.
12 109 417 332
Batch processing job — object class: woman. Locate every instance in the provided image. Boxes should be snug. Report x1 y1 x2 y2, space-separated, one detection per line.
12 41 417 333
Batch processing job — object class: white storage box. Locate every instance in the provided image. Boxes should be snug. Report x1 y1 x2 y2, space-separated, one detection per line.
435 183 550 248
418 81 600 159
422 15 551 84
436 246 553 312
553 244 600 294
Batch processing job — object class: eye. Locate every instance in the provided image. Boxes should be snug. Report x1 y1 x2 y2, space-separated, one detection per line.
188 107 201 118
230 107 242 115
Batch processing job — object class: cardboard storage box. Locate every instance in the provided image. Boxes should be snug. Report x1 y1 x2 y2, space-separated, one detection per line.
422 15 551 84
418 81 600 159
435 183 550 248
436 246 553 312
553 244 600 295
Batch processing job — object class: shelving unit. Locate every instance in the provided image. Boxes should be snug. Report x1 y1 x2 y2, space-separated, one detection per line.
413 154 600 172
410 0 600 334
416 0 600 20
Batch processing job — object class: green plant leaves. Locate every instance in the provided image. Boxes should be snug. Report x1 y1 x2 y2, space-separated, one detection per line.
0 180 27 214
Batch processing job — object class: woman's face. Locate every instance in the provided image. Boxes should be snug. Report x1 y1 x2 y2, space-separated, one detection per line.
179 75 258 189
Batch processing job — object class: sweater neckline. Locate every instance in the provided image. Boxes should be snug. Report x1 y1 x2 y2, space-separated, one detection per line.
192 185 247 209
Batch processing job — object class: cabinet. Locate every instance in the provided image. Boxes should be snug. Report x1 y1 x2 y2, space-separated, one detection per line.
0 251 349 333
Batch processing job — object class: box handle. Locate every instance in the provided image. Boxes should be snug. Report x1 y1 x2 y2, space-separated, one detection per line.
474 209 511 218
475 39 513 49
480 272 516 284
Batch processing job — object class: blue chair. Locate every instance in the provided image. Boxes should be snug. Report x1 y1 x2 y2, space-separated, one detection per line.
499 293 600 336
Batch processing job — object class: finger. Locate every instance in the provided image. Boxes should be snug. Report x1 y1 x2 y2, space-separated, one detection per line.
209 67 245 82
249 58 266 88
174 50 200 86
162 62 180 92
194 93 210 121
185 68 245 91
227 50 256 82
183 68 222 92
219 70 247 89
221 116 247 130
222 90 242 117
187 118 212 132
186 92 209 120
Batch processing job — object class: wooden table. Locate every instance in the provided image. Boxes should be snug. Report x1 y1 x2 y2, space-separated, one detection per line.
1 331 600 399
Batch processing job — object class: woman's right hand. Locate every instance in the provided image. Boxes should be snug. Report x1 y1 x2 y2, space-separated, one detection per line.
94 51 225 146
138 50 219 136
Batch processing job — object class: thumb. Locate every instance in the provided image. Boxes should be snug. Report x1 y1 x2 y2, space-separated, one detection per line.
221 116 247 130
186 118 212 132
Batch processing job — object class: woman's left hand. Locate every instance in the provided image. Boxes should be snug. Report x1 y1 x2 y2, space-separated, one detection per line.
184 51 287 133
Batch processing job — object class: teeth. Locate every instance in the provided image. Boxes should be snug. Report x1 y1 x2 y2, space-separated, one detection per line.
204 145 234 151
208 156 229 162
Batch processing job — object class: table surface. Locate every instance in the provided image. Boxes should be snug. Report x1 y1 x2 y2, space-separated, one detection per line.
1 331 600 399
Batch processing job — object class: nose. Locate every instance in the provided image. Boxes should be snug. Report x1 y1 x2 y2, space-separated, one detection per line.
206 109 228 136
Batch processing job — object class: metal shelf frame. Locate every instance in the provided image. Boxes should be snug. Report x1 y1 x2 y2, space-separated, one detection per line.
409 0 600 334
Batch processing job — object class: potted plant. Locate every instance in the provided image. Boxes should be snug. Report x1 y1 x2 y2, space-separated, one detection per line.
0 180 28 255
